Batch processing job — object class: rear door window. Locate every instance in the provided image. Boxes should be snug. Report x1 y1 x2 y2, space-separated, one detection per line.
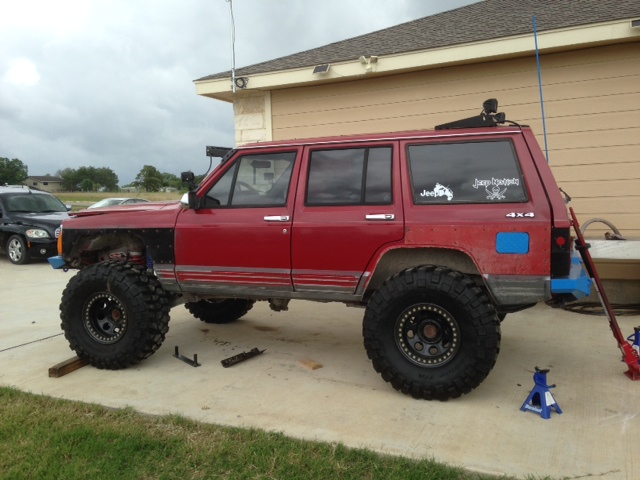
306 147 392 206
407 140 527 204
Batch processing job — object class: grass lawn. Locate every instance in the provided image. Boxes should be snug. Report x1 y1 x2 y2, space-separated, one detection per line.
0 387 516 480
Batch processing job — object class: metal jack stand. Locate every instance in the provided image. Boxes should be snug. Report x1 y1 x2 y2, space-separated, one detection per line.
521 367 562 419
570 208 640 380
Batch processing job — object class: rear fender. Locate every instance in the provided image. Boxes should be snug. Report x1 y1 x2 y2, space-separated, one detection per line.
365 247 482 296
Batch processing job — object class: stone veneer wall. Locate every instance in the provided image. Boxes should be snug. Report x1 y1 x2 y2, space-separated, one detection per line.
233 91 272 145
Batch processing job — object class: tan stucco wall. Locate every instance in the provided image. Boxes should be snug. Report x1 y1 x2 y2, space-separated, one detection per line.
264 42 640 238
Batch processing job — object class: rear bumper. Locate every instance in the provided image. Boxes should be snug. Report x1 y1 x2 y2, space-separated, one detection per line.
550 253 592 300
484 253 591 306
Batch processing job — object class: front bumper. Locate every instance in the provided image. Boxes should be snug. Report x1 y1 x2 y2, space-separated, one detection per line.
47 255 68 269
26 238 58 260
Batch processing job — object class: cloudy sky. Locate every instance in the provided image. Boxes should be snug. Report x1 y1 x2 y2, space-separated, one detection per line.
1 0 478 186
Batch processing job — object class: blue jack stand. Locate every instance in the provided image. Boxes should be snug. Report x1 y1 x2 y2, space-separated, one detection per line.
629 327 640 357
520 367 562 420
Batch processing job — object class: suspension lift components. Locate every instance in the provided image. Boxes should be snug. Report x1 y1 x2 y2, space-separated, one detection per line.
221 348 265 368
173 346 201 367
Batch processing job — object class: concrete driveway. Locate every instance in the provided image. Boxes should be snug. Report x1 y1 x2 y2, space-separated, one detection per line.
1 258 639 479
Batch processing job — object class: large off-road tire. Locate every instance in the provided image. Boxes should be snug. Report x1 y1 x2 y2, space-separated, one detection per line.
185 298 255 324
7 235 30 265
363 266 501 400
59 261 170 369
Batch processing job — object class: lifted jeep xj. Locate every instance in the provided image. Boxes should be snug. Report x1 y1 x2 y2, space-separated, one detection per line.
50 100 590 400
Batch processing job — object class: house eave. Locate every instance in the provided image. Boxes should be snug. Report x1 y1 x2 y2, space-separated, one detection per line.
194 18 640 103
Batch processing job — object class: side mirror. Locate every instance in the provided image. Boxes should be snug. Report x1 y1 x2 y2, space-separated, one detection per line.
180 191 200 210
66 204 72 211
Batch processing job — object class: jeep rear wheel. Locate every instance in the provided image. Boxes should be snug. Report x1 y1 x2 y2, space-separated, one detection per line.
60 261 170 369
363 266 500 400
185 298 255 324
7 235 29 265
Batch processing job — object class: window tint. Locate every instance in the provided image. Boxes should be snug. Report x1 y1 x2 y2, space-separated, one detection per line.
408 141 527 204
203 152 296 207
306 147 392 206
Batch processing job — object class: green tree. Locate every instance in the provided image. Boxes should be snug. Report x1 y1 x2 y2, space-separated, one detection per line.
94 167 119 191
79 179 96 192
56 166 119 191
161 172 181 190
57 167 80 191
134 165 164 192
0 157 29 185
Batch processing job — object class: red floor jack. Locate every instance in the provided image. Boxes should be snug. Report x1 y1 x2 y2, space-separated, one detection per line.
570 208 640 380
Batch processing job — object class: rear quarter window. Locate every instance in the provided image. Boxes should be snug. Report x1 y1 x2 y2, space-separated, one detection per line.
407 140 527 204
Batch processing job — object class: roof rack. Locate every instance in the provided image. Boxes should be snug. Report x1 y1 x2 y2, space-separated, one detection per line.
435 98 507 130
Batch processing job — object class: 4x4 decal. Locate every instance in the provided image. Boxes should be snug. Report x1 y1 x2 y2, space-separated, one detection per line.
506 212 535 218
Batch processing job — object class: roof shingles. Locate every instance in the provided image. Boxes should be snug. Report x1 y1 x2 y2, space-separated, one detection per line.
197 0 639 81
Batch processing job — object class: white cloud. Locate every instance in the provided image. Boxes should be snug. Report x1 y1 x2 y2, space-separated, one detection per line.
0 0 479 185
3 58 41 86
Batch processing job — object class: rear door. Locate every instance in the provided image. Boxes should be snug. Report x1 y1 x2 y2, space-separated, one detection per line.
291 142 404 295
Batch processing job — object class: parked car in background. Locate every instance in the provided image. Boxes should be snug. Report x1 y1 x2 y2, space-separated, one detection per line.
0 186 71 265
87 197 150 209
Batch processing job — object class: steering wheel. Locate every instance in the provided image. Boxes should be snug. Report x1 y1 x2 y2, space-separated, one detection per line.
235 181 258 192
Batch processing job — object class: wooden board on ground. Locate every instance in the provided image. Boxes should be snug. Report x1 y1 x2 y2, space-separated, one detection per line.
48 356 88 378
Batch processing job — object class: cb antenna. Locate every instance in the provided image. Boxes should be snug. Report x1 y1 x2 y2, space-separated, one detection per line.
226 0 237 93
533 15 550 163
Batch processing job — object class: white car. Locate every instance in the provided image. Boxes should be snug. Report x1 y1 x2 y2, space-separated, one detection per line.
88 197 150 209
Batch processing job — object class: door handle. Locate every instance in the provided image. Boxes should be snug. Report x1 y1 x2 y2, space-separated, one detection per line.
264 215 290 222
365 214 395 220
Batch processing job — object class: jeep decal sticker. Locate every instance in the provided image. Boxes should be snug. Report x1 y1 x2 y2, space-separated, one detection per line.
473 177 520 201
419 183 453 201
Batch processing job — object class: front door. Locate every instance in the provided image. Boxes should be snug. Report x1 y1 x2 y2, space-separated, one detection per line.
174 148 300 295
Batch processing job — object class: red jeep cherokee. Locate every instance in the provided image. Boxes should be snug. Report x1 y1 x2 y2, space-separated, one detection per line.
50 101 589 400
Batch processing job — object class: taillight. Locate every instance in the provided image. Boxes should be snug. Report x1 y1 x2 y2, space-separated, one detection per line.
551 227 571 277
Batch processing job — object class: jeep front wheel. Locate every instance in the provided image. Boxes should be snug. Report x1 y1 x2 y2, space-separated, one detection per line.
59 261 170 369
185 298 255 324
363 266 501 400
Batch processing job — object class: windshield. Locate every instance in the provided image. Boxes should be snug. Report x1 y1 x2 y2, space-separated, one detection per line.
5 193 67 213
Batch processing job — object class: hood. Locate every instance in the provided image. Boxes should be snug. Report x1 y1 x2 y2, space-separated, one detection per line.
11 211 70 235
73 200 180 217
64 200 182 230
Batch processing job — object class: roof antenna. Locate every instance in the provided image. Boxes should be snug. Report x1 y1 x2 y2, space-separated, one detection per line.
533 16 550 163
226 0 237 93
